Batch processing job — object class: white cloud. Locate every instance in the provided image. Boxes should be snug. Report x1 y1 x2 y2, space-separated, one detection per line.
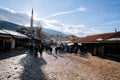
0 7 102 37
77 7 87 11
0 7 30 25
43 7 87 18
2 7 16 13
39 19 102 37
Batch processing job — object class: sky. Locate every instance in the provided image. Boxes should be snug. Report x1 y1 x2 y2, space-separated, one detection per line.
0 0 120 37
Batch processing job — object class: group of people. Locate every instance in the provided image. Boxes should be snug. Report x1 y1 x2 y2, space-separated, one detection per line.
29 43 44 57
29 42 67 57
29 41 88 57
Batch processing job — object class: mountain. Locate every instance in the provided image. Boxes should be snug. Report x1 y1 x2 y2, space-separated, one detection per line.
0 20 24 30
0 20 66 36
42 28 65 35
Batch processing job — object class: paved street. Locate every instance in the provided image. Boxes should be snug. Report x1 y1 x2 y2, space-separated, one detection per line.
0 49 120 80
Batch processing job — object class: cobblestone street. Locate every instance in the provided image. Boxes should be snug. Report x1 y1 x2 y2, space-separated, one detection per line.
0 49 120 80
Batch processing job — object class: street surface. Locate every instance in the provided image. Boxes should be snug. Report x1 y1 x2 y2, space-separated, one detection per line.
0 49 120 80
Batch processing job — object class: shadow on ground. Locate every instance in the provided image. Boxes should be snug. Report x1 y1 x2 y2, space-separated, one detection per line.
0 49 28 60
20 53 47 80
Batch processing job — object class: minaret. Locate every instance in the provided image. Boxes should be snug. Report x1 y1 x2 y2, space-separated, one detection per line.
30 8 33 34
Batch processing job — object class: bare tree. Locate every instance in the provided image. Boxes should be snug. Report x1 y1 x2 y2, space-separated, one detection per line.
35 22 47 39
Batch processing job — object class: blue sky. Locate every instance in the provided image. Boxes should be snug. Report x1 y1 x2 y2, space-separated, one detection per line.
0 0 120 36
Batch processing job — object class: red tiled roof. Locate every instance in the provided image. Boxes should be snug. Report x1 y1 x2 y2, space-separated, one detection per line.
68 32 120 43
109 32 120 38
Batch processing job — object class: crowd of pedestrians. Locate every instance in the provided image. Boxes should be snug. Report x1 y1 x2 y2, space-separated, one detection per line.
29 41 88 58
29 42 44 57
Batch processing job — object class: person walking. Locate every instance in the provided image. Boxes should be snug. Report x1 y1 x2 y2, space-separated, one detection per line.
34 45 39 57
38 43 44 57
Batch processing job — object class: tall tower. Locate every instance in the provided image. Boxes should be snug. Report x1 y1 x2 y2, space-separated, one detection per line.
30 8 33 34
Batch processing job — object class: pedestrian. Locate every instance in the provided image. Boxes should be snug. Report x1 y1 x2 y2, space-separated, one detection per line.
34 45 39 57
29 44 34 54
38 43 44 57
